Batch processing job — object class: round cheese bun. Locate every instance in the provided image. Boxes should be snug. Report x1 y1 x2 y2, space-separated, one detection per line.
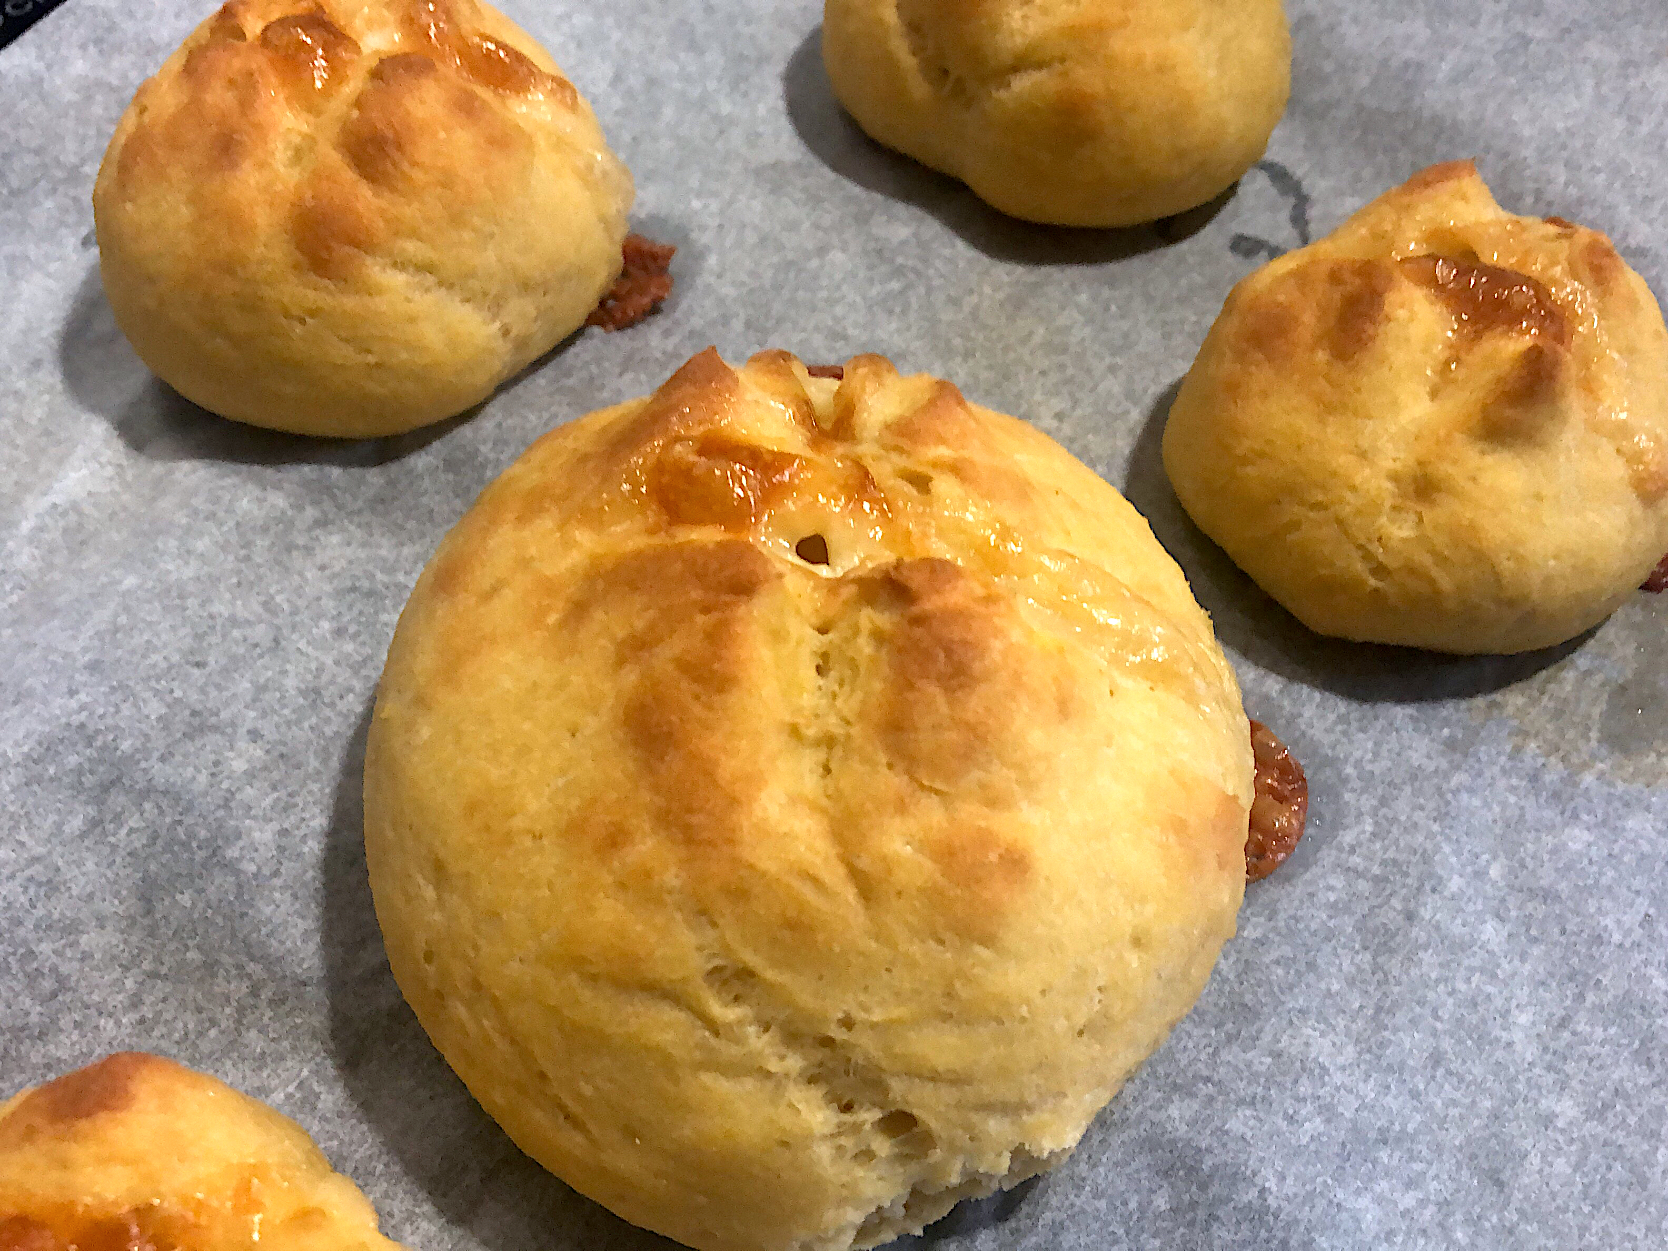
820 0 1291 227
0 1053 401 1251
364 348 1253 1251
93 0 633 438
1163 161 1668 654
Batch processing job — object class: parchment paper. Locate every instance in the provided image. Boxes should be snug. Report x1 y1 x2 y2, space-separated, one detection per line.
3 2 1665 1247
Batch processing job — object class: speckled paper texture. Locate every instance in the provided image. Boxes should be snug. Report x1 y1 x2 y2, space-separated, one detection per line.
3 1 1665 1247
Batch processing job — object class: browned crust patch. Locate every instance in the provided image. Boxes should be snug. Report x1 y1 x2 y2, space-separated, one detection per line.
1325 260 1397 362
0 1201 200 1251
927 825 1033 915
403 0 577 102
649 435 808 533
608 542 781 864
1232 260 1398 367
257 10 362 99
290 176 381 279
1475 342 1565 444
14 1053 161 1125
1400 159 1478 194
1400 255 1571 346
0 1217 58 1251
875 559 1072 801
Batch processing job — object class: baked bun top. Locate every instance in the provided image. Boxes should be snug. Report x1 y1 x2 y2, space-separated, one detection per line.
1163 161 1668 654
821 0 1291 226
365 349 1252 1251
0 1053 400 1251
93 0 632 437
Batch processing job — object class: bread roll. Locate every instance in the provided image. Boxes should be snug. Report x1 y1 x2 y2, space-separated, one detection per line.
365 348 1253 1251
93 0 632 437
1164 161 1668 654
821 0 1291 227
0 1053 401 1251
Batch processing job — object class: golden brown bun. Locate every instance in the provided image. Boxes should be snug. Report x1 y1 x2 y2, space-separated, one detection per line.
93 0 632 438
0 1053 401 1251
1163 161 1668 654
365 348 1253 1251
820 0 1290 227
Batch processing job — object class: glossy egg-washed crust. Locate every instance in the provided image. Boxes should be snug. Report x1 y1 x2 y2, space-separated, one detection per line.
93 0 632 437
0 1054 401 1251
1164 161 1668 654
365 349 1253 1251
821 0 1290 226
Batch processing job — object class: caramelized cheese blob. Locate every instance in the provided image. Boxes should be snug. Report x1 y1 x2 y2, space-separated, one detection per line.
365 349 1255 1251
0 1054 403 1251
1164 161 1668 653
94 0 632 437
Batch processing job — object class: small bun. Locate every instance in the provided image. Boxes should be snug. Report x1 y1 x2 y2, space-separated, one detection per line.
365 348 1253 1251
1163 161 1668 654
0 1053 401 1251
93 0 633 437
820 0 1290 227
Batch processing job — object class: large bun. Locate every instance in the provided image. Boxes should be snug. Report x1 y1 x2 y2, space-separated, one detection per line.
820 0 1290 227
1163 161 1668 654
0 1053 401 1251
365 349 1252 1251
93 0 633 437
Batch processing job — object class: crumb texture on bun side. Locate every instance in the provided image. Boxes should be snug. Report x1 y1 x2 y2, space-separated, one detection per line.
365 349 1254 1251
820 0 1291 227
93 0 633 438
1164 161 1668 654
0 1053 403 1251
